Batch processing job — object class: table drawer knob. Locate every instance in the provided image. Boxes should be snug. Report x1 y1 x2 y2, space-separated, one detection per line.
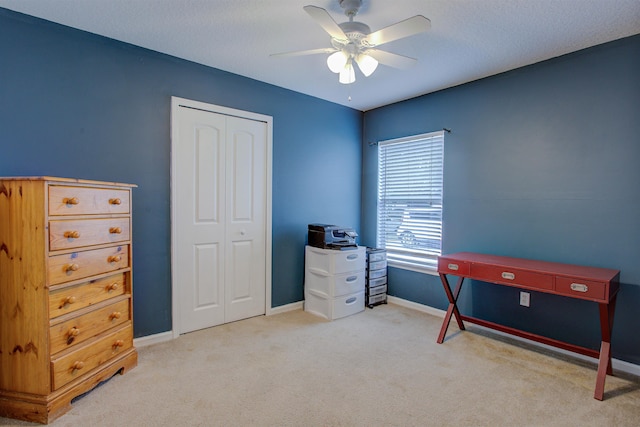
64 263 79 273
107 283 119 292
448 263 459 271
108 255 122 263
63 197 79 205
570 283 589 292
64 231 80 239
501 272 515 280
71 361 85 371
62 296 76 306
109 198 122 205
110 311 122 321
109 227 122 234
113 340 125 348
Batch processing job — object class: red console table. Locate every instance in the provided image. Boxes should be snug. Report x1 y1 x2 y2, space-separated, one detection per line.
436 252 620 400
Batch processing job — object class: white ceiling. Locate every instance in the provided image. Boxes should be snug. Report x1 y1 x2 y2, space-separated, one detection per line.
1 0 639 111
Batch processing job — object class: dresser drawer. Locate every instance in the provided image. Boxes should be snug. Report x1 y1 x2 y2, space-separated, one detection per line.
49 273 126 319
555 277 606 301
49 218 130 251
48 245 129 285
51 324 133 391
470 264 553 291
49 185 130 216
438 257 470 275
49 299 130 355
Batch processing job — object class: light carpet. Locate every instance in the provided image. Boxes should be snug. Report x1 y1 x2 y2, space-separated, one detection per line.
2 304 639 426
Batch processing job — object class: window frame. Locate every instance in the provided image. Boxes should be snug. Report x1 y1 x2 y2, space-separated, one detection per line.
376 130 445 275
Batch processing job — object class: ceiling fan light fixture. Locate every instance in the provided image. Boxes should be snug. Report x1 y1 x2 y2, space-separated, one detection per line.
327 51 348 73
339 60 356 84
355 53 378 77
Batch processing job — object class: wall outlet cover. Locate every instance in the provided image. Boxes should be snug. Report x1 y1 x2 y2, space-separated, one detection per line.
520 291 530 307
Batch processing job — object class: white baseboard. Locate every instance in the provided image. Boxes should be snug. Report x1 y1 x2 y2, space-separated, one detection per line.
133 331 174 348
387 296 640 378
387 295 446 318
268 301 304 315
135 303 303 347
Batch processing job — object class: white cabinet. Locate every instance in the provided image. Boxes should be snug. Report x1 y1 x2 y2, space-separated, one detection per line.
304 245 366 320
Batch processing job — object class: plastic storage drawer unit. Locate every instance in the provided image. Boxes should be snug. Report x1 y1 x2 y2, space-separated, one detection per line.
304 245 366 320
366 247 388 308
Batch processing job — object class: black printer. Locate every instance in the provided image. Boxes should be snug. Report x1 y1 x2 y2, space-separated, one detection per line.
308 223 358 250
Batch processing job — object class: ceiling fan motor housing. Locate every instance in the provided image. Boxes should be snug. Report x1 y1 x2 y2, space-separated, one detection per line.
334 21 373 53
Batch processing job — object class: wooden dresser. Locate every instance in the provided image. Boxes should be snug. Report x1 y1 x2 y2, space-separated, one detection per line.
0 177 138 423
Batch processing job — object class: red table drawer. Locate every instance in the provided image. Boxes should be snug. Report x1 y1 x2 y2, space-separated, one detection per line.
470 264 553 291
438 257 470 275
555 277 606 301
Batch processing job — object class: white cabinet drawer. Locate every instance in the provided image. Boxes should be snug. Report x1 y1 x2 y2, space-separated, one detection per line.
305 268 365 297
304 289 364 320
305 245 366 274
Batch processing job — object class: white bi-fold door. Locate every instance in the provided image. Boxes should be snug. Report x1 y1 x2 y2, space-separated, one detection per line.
171 98 271 335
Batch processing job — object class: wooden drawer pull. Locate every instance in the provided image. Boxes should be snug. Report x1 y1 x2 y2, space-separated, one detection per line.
68 327 80 337
64 231 80 239
113 340 125 348
63 197 79 205
107 283 119 292
109 311 122 321
62 296 76 306
71 361 85 371
107 255 122 263
109 227 122 234
64 263 79 272
109 198 122 205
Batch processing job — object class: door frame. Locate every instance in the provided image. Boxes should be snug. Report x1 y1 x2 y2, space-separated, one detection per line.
170 96 273 338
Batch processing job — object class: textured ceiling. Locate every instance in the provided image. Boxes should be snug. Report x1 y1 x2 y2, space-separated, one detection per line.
1 0 639 111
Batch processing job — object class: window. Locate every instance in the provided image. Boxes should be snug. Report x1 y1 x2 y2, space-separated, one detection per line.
376 130 444 273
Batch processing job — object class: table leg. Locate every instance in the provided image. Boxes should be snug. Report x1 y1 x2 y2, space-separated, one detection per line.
594 296 617 400
437 274 465 344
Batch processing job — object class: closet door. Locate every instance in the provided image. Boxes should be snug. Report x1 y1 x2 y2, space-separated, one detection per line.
225 116 266 323
174 106 266 334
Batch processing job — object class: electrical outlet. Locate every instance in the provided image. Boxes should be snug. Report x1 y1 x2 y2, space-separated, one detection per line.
520 291 530 307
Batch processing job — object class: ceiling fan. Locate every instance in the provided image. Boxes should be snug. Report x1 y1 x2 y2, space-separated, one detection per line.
271 0 431 84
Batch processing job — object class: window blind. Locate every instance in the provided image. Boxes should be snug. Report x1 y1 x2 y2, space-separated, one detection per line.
376 130 444 272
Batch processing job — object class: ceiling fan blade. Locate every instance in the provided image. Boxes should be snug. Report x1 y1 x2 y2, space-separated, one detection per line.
366 49 417 69
270 47 336 58
303 5 348 40
364 15 431 47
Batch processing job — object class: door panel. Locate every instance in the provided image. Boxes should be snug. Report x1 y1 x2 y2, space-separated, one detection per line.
195 127 219 223
177 108 226 332
225 116 266 323
194 243 221 308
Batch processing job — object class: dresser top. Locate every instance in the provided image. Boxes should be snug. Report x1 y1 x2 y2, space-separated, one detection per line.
0 176 137 187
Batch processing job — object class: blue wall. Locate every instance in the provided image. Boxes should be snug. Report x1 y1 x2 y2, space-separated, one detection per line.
361 35 640 364
0 9 363 337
